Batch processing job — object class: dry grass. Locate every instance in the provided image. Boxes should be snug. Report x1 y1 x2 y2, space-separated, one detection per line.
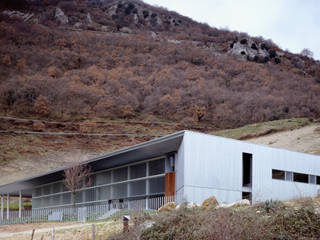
211 118 311 140
0 220 122 240
108 198 320 240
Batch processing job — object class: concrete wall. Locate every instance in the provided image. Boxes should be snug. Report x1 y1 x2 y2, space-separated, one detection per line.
179 131 320 205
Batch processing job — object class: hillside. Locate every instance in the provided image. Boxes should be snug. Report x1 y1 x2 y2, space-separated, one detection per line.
1 0 320 128
0 0 320 185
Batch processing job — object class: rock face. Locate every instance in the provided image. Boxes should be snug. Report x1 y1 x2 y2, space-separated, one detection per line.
87 0 183 30
2 10 34 22
158 202 176 213
229 38 283 64
55 8 68 25
200 196 219 210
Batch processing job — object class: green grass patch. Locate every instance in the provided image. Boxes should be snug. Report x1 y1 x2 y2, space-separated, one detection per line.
0 201 32 210
211 118 311 140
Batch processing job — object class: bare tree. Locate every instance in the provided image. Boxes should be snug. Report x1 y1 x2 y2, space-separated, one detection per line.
300 48 314 58
63 163 92 209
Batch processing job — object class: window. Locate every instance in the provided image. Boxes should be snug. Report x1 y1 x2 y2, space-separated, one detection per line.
130 180 146 197
113 167 128 182
149 159 165 176
309 175 316 184
317 176 320 185
149 177 165 194
293 172 308 183
272 169 285 180
242 153 252 186
130 163 146 179
285 171 293 181
96 171 111 185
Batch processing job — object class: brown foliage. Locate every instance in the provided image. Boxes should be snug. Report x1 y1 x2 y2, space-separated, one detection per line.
33 95 51 116
0 4 320 128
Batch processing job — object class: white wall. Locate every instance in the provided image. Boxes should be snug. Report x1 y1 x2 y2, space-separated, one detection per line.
179 131 320 205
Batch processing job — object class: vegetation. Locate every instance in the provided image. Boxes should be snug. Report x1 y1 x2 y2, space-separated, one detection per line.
211 118 312 139
0 0 320 130
0 200 32 210
108 198 320 240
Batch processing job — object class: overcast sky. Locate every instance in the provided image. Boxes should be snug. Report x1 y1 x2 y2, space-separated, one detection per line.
144 0 320 60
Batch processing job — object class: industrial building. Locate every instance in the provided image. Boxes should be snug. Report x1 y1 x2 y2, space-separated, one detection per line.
1 130 320 218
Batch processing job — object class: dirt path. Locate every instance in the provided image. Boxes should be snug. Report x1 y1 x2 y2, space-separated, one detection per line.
247 124 320 155
0 220 122 240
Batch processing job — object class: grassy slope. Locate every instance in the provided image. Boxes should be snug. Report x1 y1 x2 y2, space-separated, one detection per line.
211 118 312 140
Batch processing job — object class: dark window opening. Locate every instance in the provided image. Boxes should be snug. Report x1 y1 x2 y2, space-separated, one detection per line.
272 169 285 180
242 153 252 187
317 176 320 185
294 172 308 183
242 192 251 202
241 51 246 55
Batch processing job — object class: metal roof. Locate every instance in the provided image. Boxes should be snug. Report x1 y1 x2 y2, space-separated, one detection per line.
0 131 185 197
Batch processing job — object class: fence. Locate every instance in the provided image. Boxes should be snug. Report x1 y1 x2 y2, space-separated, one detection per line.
0 195 176 225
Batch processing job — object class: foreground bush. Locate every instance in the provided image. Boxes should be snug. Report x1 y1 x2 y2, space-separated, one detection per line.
108 199 320 240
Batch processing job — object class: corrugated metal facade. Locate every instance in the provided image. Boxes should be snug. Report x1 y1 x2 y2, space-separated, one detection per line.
177 131 320 204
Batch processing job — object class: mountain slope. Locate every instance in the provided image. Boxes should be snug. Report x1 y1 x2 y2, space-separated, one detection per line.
0 0 320 129
0 0 320 184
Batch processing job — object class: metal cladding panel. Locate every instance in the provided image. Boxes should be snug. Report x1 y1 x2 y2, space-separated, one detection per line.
182 131 320 204
175 137 185 194
183 186 241 205
251 144 320 203
183 131 243 192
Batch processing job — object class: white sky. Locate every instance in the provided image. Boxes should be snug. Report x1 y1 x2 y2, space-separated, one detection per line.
144 0 320 60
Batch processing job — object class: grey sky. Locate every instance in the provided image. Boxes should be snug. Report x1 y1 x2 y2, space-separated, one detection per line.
144 0 320 60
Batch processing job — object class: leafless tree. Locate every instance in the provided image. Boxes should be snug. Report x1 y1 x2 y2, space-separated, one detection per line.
63 163 92 209
300 48 314 58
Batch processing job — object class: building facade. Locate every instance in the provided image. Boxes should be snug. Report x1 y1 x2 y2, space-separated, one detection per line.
1 130 320 215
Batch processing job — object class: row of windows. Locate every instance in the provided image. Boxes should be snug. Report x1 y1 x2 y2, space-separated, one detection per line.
272 169 320 185
33 158 165 197
33 176 165 208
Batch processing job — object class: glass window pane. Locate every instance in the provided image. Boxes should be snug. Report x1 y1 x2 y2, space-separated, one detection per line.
272 169 285 180
149 159 165 176
130 180 146 197
52 195 60 206
43 185 51 195
62 192 71 205
309 175 316 184
113 168 128 182
52 183 62 193
149 177 165 194
85 189 95 202
96 171 111 185
33 188 42 197
76 191 83 203
285 171 293 181
294 172 308 183
98 186 111 200
130 163 146 179
317 176 320 185
112 183 127 199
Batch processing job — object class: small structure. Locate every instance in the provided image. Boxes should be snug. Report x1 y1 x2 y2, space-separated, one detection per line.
1 130 320 221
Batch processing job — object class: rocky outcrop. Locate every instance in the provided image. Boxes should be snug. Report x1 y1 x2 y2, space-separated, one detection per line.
200 196 219 210
2 10 34 22
229 38 283 64
218 199 251 208
55 8 68 25
98 1 183 30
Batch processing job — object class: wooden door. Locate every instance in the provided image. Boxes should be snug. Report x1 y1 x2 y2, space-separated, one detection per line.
165 172 175 197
